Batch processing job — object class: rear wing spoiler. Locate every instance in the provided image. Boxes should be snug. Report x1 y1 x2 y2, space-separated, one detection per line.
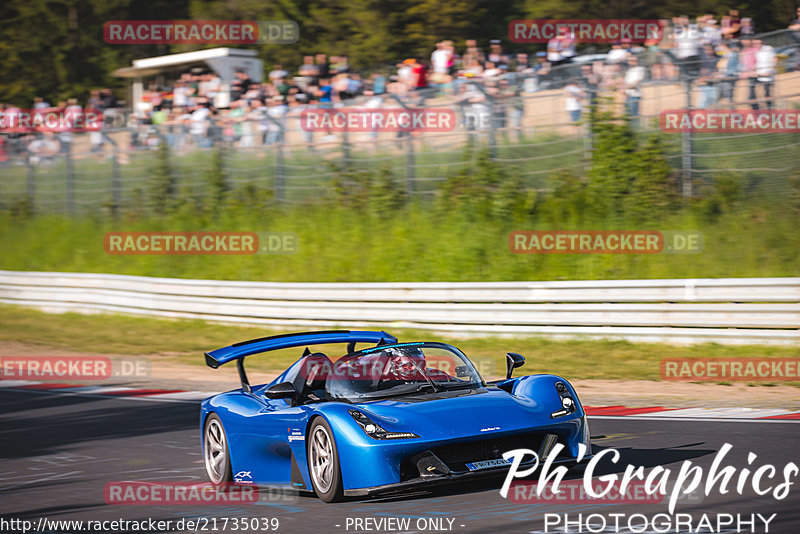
204 330 398 393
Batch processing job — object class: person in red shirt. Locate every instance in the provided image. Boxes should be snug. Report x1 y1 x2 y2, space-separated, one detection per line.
411 58 428 90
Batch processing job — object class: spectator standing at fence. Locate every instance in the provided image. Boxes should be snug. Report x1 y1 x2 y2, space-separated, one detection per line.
459 55 484 79
580 64 600 110
740 18 755 36
547 26 575 67
170 108 190 151
717 42 740 109
269 64 288 83
368 72 387 95
173 80 189 109
754 39 776 110
431 41 453 84
487 40 509 67
739 39 759 110
315 54 330 80
463 39 485 66
206 73 222 107
697 45 719 108
397 59 414 90
242 100 261 148
701 18 722 46
674 15 700 76
288 93 314 148
265 96 288 146
622 55 646 123
58 98 83 154
564 80 584 124
316 78 334 108
87 90 102 111
298 56 319 87
482 61 502 79
189 103 211 147
410 58 429 101
721 11 741 40
33 96 50 110
231 70 253 101
606 42 629 66
333 73 355 100
28 132 60 166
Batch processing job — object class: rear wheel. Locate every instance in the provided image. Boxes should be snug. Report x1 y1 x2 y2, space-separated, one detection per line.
307 418 344 502
204 414 232 484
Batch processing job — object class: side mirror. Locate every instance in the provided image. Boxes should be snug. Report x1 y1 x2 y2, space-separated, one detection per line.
505 353 525 380
264 381 297 400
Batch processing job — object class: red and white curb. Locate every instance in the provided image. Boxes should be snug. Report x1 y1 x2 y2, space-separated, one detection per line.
2 381 799 420
584 405 800 421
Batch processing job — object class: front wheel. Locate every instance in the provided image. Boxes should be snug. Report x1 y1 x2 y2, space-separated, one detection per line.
204 414 232 484
307 418 344 502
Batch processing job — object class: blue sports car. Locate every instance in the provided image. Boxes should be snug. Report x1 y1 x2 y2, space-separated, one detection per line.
200 330 591 502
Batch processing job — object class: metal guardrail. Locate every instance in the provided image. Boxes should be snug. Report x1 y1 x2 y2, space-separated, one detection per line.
0 271 798 345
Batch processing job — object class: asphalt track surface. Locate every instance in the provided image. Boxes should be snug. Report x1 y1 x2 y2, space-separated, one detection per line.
1 388 798 534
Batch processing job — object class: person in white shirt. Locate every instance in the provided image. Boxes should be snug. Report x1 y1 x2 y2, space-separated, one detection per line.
753 39 776 109
702 19 722 46
564 81 584 124
622 55 646 124
189 105 210 146
674 16 699 60
431 42 452 75
265 96 288 145
606 43 630 64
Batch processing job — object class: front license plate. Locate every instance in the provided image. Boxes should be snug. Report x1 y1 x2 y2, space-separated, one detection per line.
465 458 512 471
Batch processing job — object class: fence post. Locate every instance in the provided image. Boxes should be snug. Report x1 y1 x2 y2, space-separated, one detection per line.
681 79 693 197
406 135 415 195
342 129 351 166
265 115 286 201
26 158 35 214
103 132 121 218
468 82 497 158
388 93 417 195
65 139 75 215
275 121 285 202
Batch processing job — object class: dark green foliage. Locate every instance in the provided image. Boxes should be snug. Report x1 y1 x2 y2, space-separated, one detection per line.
1 0 795 104
147 140 177 215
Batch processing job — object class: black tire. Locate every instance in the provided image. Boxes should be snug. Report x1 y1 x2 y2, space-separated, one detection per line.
203 413 233 484
307 418 344 502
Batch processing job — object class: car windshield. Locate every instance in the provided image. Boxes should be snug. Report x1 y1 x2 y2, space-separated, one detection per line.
325 342 484 402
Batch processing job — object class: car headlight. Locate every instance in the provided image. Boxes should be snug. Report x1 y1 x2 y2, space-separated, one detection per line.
550 381 577 419
348 409 419 439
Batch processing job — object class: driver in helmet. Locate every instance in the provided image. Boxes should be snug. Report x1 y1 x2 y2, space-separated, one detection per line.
384 347 427 382
381 346 455 383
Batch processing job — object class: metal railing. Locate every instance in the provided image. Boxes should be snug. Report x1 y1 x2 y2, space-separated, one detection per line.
1 270 797 345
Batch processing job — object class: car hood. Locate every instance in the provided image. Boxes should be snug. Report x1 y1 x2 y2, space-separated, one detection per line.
353 386 566 440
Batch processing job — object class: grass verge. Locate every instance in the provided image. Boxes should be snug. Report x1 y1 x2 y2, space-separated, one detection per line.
1 304 797 385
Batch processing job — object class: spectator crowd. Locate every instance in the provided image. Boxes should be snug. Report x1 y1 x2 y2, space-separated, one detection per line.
2 8 798 163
